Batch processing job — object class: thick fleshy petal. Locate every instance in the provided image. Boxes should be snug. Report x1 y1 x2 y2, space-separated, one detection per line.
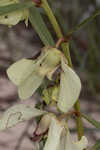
58 57 81 112
43 117 64 150
0 104 46 130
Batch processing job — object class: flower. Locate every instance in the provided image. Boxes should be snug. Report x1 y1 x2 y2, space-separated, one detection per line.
0 104 46 130
7 47 81 112
0 0 29 26
33 114 88 150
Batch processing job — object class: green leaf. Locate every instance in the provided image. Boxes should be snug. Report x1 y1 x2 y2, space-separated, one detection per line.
29 6 55 46
70 9 100 35
91 140 100 150
82 113 100 130
0 1 34 16
0 104 46 130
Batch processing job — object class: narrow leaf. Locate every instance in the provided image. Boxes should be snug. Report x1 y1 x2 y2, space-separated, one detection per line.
29 6 55 46
82 113 100 130
70 9 100 35
0 2 34 16
91 140 100 150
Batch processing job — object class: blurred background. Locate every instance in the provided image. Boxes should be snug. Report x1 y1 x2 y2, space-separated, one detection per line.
0 0 100 149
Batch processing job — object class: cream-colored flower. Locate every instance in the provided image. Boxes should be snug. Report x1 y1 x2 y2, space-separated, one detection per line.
7 47 61 99
42 116 88 150
7 47 81 112
0 104 46 130
34 114 88 150
0 0 29 26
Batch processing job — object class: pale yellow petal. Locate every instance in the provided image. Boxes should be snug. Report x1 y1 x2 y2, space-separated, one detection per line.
65 130 88 150
43 117 64 150
7 59 36 86
74 136 88 150
0 0 29 26
0 104 46 130
0 11 23 26
18 72 44 99
35 114 52 135
58 57 81 112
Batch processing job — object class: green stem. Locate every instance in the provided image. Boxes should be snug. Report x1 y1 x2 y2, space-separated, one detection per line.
41 0 84 140
64 42 84 140
61 43 72 67
41 0 63 39
74 101 84 139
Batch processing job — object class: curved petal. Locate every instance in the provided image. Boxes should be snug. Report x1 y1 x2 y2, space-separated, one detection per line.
18 71 44 99
65 130 75 150
0 11 23 26
65 131 88 150
35 114 52 135
46 66 59 80
43 117 64 150
39 48 61 76
0 104 46 130
7 49 51 99
0 0 28 26
74 136 88 150
58 57 81 112
7 59 36 86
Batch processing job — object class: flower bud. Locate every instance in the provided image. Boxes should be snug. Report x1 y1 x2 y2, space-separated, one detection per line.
35 114 52 135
